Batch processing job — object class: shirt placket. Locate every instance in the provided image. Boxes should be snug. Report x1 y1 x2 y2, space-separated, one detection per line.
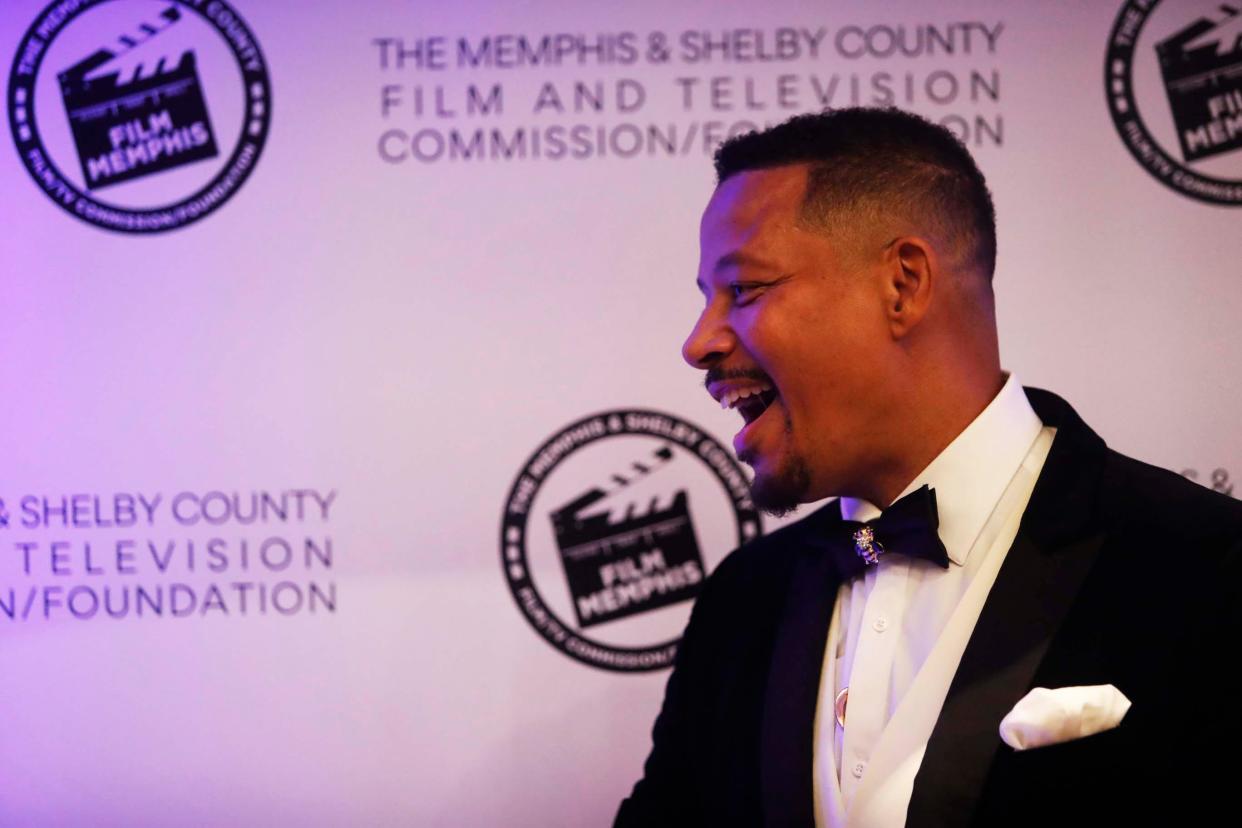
837 557 910 807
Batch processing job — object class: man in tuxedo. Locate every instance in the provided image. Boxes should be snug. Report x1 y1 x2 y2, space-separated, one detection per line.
615 107 1242 826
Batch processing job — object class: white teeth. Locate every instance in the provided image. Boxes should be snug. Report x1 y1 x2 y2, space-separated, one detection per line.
718 383 773 410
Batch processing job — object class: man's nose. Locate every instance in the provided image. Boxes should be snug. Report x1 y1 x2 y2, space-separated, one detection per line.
681 304 734 368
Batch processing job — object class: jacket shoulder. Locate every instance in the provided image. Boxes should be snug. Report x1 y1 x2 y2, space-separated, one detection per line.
1098 449 1242 540
701 499 837 599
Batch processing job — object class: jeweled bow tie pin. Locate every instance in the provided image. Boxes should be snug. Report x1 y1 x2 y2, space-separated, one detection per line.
852 525 885 565
834 486 949 577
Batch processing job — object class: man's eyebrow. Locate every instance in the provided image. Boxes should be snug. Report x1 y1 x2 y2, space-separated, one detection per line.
713 251 780 273
696 251 781 295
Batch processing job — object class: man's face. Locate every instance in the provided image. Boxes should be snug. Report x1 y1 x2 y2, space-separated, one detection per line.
683 165 894 513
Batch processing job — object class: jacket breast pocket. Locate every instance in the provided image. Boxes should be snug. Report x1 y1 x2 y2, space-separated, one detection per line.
973 718 1170 826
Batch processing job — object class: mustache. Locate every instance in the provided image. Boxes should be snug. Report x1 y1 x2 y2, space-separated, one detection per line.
703 366 774 390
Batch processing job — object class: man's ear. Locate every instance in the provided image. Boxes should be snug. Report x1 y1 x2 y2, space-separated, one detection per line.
883 237 937 339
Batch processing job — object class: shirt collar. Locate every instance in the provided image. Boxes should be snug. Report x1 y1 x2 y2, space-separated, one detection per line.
839 373 1043 566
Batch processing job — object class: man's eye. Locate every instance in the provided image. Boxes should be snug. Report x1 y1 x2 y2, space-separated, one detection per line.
730 283 764 303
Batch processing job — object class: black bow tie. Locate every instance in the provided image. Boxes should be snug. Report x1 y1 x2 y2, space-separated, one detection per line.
833 485 950 579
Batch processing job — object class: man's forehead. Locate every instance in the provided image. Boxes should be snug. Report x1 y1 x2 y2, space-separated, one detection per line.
697 166 813 285
701 165 808 236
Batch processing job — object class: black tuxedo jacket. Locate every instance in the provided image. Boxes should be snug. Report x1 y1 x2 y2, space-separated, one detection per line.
616 388 1242 826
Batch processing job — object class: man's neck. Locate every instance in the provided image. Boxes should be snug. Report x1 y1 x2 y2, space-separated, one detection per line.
855 370 1007 508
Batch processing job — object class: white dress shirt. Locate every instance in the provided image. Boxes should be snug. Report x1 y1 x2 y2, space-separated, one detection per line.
812 373 1056 827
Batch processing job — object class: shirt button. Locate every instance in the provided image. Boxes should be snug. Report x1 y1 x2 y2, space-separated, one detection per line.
852 761 866 779
873 616 888 632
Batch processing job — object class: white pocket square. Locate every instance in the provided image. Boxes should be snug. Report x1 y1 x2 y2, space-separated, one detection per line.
998 684 1131 751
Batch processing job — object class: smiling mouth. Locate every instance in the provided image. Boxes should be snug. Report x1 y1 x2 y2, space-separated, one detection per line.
721 385 780 425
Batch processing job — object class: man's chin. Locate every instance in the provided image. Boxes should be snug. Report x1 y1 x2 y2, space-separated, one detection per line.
748 458 811 518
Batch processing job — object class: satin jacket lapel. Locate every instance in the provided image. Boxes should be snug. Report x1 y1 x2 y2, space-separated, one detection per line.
905 388 1109 827
760 503 846 826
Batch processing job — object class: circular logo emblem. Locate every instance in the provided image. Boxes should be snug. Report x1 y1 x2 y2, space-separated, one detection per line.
1105 0 1242 205
7 0 271 232
501 409 762 673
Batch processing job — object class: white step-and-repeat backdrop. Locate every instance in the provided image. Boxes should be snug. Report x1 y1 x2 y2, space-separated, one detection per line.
2 0 1238 824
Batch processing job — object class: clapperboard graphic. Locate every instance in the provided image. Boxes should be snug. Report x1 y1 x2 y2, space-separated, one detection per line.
58 6 219 190
1156 4 1242 163
551 446 707 628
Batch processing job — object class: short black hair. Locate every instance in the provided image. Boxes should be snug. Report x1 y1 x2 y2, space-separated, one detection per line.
714 107 997 280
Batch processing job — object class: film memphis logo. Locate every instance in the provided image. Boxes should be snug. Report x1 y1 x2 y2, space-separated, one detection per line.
552 446 705 628
58 6 219 190
1157 4 1242 162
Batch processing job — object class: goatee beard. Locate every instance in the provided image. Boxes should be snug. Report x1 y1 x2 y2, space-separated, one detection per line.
749 455 811 517
745 412 809 517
